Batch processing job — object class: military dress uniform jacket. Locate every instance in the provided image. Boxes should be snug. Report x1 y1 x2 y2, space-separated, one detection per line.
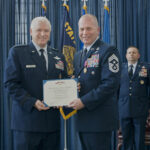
73 39 121 132
4 42 67 132
118 62 150 118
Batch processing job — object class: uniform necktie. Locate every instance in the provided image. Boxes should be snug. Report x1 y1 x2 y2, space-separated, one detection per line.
82 48 87 64
83 48 87 57
40 49 46 71
129 64 133 78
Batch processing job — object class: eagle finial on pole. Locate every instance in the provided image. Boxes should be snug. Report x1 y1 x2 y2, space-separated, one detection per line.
103 0 109 6
62 0 69 5
82 0 88 6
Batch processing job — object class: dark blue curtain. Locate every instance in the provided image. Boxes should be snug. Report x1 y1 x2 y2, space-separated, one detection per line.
117 0 150 62
1 0 150 150
0 0 15 149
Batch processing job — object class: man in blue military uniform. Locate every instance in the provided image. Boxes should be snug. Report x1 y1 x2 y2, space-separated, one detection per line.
68 14 121 150
4 17 67 150
118 46 150 150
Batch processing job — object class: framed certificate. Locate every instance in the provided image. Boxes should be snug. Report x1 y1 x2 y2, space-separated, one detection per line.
43 79 78 106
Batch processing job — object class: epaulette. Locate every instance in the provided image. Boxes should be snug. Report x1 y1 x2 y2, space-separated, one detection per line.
140 62 147 65
13 44 28 49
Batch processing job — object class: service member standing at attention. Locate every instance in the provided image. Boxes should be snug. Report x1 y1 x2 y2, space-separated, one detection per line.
4 17 67 150
118 46 150 150
68 14 121 150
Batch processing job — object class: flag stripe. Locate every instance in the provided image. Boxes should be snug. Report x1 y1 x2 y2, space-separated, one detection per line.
41 0 47 16
104 5 109 13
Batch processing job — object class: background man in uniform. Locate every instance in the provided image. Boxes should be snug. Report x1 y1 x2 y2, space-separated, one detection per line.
118 46 150 150
68 14 121 150
4 17 67 150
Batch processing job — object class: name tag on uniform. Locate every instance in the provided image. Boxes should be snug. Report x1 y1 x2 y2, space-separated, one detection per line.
26 65 36 68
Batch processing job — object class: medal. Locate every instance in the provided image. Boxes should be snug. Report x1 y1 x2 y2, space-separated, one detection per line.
140 80 144 84
91 71 95 75
84 68 87 73
141 66 147 73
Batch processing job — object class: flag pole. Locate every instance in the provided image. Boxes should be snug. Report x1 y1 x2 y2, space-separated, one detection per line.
62 1 69 149
61 0 76 149
64 119 67 150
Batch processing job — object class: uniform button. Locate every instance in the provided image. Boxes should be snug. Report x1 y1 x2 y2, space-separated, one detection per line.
130 80 132 83
129 87 132 90
129 93 132 96
78 76 80 78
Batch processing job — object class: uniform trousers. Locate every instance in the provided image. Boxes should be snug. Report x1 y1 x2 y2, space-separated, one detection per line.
120 116 147 150
79 131 111 150
13 130 60 150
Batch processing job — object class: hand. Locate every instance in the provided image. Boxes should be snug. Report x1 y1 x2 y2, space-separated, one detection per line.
68 98 84 110
53 106 61 109
71 75 81 92
71 75 75 79
77 82 81 92
34 100 50 111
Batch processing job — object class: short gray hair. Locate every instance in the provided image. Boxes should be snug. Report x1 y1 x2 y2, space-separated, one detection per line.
78 14 99 27
30 16 51 31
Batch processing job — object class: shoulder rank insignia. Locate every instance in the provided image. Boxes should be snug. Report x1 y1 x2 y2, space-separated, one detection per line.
108 54 119 73
51 47 59 52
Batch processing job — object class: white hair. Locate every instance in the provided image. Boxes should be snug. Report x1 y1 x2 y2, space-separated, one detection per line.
30 16 51 31
78 14 99 27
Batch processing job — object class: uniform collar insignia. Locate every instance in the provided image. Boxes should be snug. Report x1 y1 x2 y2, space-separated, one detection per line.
96 47 100 51
48 51 52 54
91 48 94 51
31 50 36 53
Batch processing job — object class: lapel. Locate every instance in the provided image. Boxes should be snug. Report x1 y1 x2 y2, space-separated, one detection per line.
78 51 82 67
124 63 130 79
123 63 135 80
74 51 82 76
125 62 140 79
132 62 141 79
28 42 44 71
77 49 96 76
77 39 102 76
47 47 55 73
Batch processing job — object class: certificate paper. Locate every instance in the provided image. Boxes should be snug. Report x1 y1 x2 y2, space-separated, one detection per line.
43 79 78 106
